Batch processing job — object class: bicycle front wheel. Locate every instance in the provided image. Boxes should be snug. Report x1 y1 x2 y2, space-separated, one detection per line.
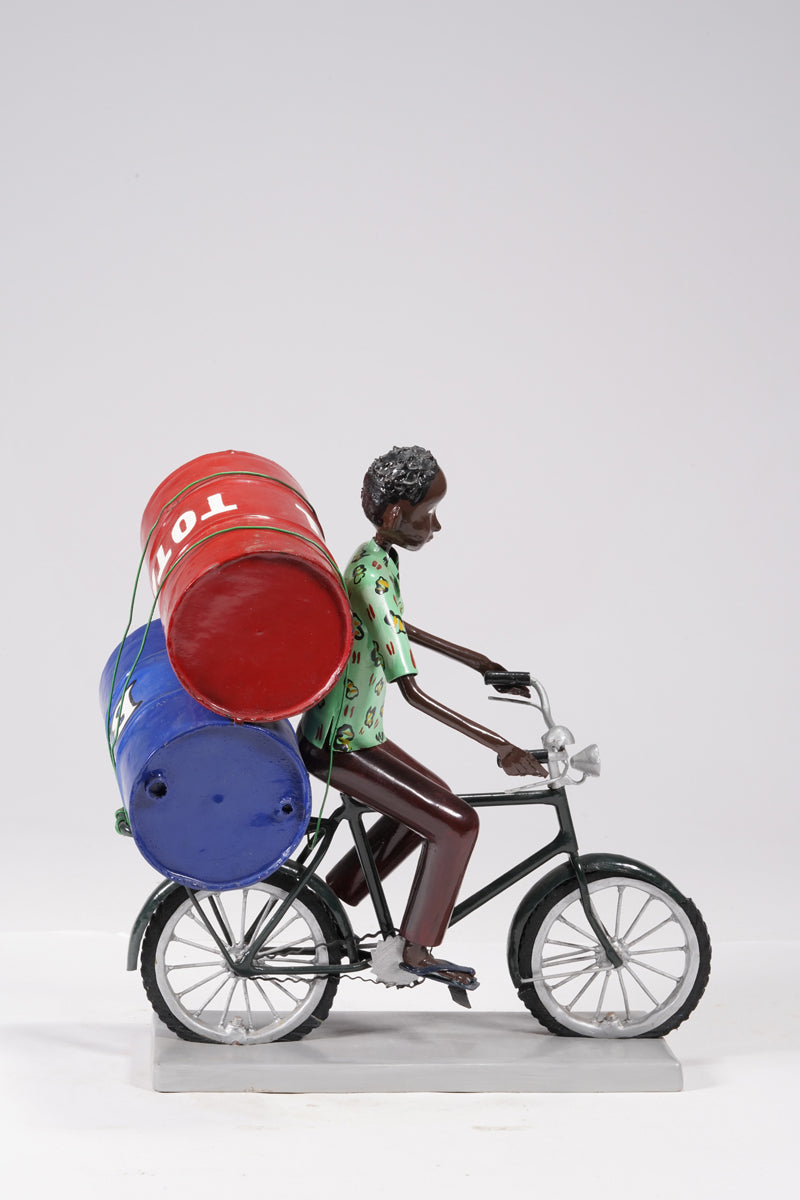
513 866 711 1038
141 869 342 1044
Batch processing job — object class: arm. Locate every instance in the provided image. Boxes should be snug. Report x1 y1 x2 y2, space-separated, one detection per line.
397 675 546 777
405 623 529 696
405 623 492 672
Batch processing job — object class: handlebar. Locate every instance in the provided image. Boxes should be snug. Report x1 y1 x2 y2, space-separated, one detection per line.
484 670 531 691
483 669 600 788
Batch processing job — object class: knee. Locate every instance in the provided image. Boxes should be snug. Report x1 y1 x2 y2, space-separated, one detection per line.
447 799 479 846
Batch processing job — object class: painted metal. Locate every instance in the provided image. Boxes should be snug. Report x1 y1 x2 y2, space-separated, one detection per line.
519 874 702 1038
487 674 601 786
126 664 709 1043
127 878 178 971
141 450 353 722
126 846 359 973
504 852 692 985
100 620 312 891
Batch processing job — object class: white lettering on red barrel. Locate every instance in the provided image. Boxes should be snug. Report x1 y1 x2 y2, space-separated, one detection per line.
171 510 197 543
200 493 238 521
152 544 172 589
151 493 239 592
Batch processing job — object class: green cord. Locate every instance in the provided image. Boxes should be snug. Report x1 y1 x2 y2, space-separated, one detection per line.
307 682 347 849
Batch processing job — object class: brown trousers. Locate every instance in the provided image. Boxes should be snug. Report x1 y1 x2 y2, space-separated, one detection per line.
299 737 479 947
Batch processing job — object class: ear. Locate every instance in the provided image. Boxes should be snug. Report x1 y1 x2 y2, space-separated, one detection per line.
378 502 403 531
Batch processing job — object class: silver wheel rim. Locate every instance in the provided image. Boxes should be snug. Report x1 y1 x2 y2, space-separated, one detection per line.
154 882 331 1044
529 877 700 1037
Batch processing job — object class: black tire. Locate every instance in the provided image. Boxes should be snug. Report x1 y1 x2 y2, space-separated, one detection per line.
141 869 342 1044
513 866 711 1038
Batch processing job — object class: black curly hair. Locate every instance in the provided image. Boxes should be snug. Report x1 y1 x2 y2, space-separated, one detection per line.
361 445 441 525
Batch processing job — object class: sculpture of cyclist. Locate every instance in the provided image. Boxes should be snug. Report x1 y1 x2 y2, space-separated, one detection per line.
298 445 546 997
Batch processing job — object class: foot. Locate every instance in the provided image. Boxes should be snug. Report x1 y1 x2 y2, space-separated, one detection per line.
400 943 479 990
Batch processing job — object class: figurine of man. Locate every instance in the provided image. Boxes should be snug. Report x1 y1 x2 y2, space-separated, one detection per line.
298 445 545 994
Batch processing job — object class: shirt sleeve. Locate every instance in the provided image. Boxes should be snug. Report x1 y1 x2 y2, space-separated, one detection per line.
349 558 418 684
379 602 417 683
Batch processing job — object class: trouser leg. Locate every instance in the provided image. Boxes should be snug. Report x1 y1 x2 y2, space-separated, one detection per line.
327 815 422 905
299 737 479 947
324 740 450 904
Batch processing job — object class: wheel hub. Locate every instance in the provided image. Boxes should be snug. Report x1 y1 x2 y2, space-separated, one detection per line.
594 939 629 971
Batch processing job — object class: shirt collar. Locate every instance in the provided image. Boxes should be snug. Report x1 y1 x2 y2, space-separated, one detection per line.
368 536 400 580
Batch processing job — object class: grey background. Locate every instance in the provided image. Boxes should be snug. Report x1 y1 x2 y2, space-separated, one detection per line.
2 2 797 947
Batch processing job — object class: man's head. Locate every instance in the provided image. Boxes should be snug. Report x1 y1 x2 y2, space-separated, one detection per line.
362 445 446 551
362 446 440 523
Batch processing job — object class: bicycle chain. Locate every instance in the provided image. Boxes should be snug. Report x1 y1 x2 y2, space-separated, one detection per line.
250 932 422 989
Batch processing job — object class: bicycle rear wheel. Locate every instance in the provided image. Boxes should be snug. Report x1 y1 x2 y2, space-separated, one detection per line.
141 869 342 1044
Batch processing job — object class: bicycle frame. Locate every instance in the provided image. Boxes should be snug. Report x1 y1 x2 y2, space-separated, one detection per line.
127 782 622 978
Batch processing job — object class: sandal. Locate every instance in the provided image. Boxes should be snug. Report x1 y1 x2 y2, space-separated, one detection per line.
398 959 480 990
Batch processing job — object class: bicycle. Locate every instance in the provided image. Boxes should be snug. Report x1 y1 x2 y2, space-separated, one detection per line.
127 672 711 1044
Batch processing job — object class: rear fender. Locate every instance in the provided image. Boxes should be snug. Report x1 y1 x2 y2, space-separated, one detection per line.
126 865 358 972
127 879 181 971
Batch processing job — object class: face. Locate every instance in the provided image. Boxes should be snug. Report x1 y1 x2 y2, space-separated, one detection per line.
376 470 446 551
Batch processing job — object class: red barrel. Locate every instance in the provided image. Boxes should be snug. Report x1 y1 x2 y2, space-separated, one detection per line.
141 450 352 722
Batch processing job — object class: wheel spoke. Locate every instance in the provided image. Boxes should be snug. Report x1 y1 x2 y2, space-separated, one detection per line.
541 948 598 967
621 894 654 943
243 980 255 1032
244 894 278 943
631 946 687 955
208 896 235 946
189 974 230 1013
618 967 631 1020
175 967 228 999
252 977 278 1015
594 969 611 1017
627 957 682 983
546 938 599 951
171 935 220 954
271 978 307 1003
557 914 598 943
626 915 677 948
613 886 624 939
549 964 599 990
167 961 225 972
565 971 598 1012
258 934 316 957
263 913 305 944
187 910 212 933
623 964 659 1006
219 979 238 1026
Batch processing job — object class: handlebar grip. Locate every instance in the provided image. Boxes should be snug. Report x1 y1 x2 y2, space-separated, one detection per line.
496 748 549 768
484 670 532 689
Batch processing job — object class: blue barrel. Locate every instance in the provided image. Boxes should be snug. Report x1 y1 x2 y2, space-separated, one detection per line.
99 621 312 891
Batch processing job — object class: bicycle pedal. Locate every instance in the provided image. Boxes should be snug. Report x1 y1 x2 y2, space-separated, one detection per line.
448 985 472 1010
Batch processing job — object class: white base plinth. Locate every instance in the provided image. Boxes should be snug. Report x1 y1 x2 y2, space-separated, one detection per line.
152 1011 683 1093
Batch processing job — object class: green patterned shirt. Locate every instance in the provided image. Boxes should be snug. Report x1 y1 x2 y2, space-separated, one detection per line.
299 538 418 751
